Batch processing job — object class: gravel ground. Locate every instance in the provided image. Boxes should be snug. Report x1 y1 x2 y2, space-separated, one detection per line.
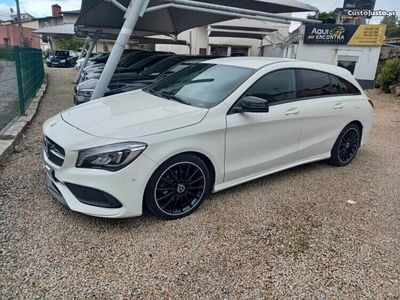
1 68 400 299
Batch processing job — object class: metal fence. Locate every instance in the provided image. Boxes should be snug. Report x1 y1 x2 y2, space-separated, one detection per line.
0 46 44 132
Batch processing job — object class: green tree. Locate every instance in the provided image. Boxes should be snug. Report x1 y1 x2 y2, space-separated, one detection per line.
378 58 400 93
381 15 400 38
307 11 337 24
56 38 84 50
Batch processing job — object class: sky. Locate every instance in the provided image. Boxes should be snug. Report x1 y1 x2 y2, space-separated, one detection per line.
0 0 399 28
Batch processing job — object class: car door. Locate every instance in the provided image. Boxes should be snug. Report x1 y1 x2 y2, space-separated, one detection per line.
225 68 304 182
295 69 361 160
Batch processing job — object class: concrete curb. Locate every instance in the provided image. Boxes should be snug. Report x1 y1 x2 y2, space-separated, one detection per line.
0 74 48 165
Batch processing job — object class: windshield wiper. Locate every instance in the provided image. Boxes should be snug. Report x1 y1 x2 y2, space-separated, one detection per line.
159 91 191 105
147 89 191 105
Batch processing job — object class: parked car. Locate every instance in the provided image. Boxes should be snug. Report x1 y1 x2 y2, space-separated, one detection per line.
75 52 108 69
83 53 174 81
42 57 373 220
82 51 171 77
81 51 143 74
46 50 78 68
74 56 213 104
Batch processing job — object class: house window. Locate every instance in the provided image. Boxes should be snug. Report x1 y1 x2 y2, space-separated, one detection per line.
338 60 357 75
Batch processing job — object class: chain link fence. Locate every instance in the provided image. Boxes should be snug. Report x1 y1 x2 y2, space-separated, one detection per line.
0 46 44 132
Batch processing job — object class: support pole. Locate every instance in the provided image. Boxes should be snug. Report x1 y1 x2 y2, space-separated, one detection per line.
15 0 24 46
91 0 149 100
74 31 100 84
49 37 54 53
77 36 90 61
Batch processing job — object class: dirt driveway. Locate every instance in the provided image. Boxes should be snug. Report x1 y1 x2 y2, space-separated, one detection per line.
1 67 399 298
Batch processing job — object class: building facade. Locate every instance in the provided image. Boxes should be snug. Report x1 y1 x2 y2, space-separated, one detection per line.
0 22 40 48
155 18 290 57
281 24 386 89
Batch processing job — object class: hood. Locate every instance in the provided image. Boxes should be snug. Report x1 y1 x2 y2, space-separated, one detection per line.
61 90 208 139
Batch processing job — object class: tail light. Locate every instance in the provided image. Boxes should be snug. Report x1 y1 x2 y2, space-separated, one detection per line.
368 99 374 109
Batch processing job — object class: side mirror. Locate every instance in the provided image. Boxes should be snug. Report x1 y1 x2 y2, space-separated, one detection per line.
238 96 269 113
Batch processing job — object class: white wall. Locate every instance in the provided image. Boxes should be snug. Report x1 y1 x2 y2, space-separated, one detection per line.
155 26 207 55
156 18 290 57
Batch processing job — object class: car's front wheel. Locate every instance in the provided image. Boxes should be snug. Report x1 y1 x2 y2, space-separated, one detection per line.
328 123 362 166
144 154 211 220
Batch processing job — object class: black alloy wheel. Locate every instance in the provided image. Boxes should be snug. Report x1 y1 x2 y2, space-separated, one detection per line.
144 154 211 220
329 123 362 166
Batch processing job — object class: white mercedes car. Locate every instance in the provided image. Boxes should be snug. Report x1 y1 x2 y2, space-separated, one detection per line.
42 57 374 219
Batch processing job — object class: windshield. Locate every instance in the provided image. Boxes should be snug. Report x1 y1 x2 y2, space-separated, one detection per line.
144 64 254 108
55 51 69 57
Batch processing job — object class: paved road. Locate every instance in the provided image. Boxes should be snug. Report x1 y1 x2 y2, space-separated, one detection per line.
1 67 399 298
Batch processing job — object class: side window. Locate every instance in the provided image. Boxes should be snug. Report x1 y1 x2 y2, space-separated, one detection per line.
244 69 296 104
337 76 361 95
297 69 332 98
330 75 341 95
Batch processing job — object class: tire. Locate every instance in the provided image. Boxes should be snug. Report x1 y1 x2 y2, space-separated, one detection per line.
328 123 362 167
144 154 211 220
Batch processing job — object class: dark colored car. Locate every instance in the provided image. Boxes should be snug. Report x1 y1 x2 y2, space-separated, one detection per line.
74 56 215 104
82 51 157 79
84 53 174 81
46 50 78 68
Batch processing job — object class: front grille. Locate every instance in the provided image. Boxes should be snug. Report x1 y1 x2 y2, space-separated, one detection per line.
44 137 65 166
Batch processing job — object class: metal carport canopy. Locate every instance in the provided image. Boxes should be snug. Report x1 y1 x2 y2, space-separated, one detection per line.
208 25 277 40
76 0 318 35
32 23 188 45
79 0 319 100
31 23 76 38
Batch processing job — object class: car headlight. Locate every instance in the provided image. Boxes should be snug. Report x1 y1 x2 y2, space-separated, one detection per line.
76 142 147 171
77 90 93 97
60 59 66 63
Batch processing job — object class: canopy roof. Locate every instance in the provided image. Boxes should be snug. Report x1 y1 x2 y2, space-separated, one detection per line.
31 23 187 45
209 25 277 40
32 23 75 38
76 0 318 36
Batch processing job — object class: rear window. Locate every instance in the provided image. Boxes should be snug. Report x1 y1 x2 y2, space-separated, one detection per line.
297 69 332 98
297 69 361 98
337 76 361 95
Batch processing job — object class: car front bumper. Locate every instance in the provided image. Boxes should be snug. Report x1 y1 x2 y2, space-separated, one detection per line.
42 117 156 218
47 61 68 67
74 94 91 105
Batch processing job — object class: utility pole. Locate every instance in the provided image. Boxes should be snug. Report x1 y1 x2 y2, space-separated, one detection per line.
15 0 24 46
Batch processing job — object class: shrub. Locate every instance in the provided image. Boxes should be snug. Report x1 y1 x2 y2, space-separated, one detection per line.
378 58 400 93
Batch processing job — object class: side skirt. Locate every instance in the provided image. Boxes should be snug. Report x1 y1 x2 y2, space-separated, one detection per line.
213 152 331 193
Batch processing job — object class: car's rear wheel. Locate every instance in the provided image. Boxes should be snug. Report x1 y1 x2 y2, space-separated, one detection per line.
144 154 211 220
328 123 362 166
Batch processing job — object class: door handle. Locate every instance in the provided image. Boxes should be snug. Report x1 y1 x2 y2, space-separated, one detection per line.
333 103 344 110
285 108 300 116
